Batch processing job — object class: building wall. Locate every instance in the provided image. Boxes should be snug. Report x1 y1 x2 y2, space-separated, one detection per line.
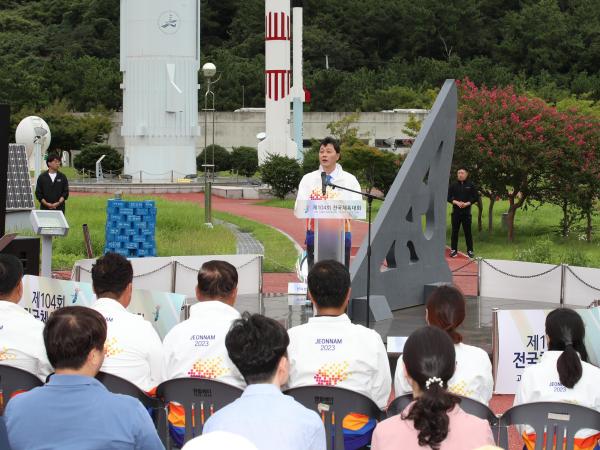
107 109 428 154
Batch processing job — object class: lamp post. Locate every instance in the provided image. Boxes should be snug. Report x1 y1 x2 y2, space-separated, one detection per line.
202 62 221 227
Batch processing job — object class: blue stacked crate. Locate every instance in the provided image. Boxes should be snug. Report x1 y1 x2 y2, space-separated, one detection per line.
104 199 157 257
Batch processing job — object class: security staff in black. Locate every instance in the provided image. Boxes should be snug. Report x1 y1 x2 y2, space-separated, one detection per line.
35 154 69 213
447 168 478 258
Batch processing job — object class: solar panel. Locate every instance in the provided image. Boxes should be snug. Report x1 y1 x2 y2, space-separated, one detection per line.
6 144 35 210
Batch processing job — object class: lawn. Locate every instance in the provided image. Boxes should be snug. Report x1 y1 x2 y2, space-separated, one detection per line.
258 197 600 268
29 195 297 272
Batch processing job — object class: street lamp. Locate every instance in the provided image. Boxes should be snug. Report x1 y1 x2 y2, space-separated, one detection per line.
202 62 221 227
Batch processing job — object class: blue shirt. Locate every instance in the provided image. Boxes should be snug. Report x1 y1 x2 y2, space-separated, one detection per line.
203 383 326 450
5 374 164 450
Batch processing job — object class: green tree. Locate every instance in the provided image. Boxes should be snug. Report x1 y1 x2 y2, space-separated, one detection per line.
231 146 258 178
260 154 303 199
196 145 232 172
73 143 123 174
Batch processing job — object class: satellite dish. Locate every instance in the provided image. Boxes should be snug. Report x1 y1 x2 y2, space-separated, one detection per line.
256 132 266 142
15 116 52 164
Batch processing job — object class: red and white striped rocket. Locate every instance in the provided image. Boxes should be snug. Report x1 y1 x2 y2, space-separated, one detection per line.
258 0 298 163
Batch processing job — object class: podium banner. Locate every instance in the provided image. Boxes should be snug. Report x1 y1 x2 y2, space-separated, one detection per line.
495 307 600 394
294 200 366 220
19 275 185 339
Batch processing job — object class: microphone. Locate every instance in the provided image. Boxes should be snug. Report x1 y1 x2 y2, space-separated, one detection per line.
321 171 327 196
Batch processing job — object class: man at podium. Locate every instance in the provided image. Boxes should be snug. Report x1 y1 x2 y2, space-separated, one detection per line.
295 137 362 268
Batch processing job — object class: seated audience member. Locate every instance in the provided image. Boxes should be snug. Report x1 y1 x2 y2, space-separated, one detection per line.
394 285 493 404
372 326 494 450
514 308 600 450
0 254 52 380
5 306 164 450
163 260 244 388
203 313 326 450
287 260 391 409
91 252 163 391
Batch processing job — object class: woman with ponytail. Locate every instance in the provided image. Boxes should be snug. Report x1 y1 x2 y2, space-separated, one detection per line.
514 308 600 450
373 326 494 450
394 286 493 404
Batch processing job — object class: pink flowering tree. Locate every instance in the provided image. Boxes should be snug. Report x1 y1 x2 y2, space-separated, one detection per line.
455 78 600 242
455 79 554 241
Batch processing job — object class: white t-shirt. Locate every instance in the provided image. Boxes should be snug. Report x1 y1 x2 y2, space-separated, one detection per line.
162 301 245 389
287 314 391 409
91 298 164 391
49 172 57 182
0 301 53 380
394 342 493 405
514 350 600 439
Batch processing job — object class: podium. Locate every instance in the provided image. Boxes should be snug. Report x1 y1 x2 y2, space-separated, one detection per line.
294 200 365 265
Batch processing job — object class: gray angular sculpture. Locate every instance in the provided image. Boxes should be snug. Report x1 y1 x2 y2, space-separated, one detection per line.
350 79 457 310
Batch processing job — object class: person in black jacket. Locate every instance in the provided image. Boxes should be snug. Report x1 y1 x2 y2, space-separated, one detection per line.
447 168 479 258
35 153 69 213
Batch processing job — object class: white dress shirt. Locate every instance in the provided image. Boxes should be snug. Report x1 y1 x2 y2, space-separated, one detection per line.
394 342 493 405
295 163 362 206
0 301 52 380
91 298 164 391
287 314 391 409
162 300 245 388
514 350 600 439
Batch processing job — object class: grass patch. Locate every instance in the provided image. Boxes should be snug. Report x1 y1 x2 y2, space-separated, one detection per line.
43 195 236 269
27 194 296 271
451 198 600 267
212 210 297 272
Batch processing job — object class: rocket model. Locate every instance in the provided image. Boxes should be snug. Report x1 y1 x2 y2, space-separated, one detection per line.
258 0 303 163
120 0 200 181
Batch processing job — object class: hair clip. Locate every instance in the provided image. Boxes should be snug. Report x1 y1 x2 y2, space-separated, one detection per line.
425 376 444 390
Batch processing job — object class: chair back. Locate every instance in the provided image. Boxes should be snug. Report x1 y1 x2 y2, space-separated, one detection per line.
0 417 10 450
498 401 600 450
95 371 161 410
156 378 244 448
386 393 413 417
387 393 500 444
284 385 383 450
0 365 43 414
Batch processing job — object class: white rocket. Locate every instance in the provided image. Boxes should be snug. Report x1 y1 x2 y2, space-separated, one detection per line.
258 0 303 163
120 0 200 181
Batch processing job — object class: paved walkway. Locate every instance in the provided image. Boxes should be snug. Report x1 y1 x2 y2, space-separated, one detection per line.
158 193 478 295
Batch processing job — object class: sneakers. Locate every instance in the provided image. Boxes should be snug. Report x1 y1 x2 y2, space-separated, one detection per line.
450 250 458 258
467 251 475 258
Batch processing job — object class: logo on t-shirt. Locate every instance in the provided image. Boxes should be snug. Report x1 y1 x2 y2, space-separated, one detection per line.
188 356 230 379
104 337 124 357
0 347 16 361
314 361 351 386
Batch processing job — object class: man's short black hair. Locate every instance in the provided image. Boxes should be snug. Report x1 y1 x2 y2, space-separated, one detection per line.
320 136 341 154
307 260 350 308
44 306 107 370
0 254 23 297
456 167 469 172
46 153 61 166
91 252 133 298
197 260 238 299
225 312 289 384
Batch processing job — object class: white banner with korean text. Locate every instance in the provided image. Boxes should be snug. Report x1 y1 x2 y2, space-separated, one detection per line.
19 275 185 339
495 308 600 394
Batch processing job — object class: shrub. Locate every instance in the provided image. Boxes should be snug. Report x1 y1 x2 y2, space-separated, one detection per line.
196 144 232 172
73 143 123 174
513 237 553 264
231 146 258 178
260 154 302 199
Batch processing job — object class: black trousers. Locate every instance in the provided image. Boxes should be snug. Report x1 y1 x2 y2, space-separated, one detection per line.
451 211 473 252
